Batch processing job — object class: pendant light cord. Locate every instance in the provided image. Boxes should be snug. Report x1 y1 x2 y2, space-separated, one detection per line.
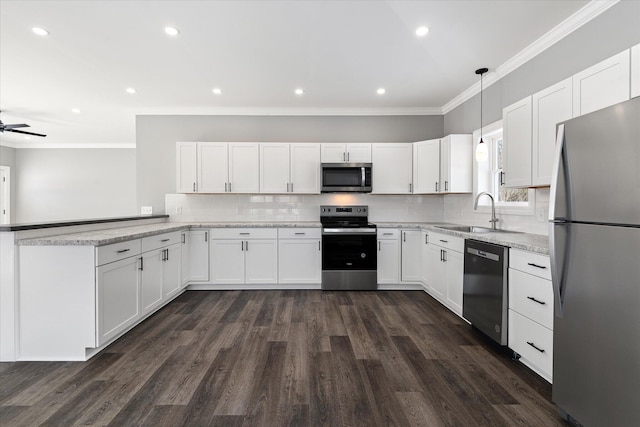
475 67 488 143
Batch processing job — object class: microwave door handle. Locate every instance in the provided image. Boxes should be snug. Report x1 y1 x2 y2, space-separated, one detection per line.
361 167 365 188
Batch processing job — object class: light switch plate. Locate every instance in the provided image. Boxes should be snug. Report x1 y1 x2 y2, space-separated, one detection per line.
141 206 153 215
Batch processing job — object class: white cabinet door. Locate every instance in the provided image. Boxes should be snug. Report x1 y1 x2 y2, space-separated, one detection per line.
442 135 472 193
96 256 140 346
278 239 321 284
444 249 463 316
162 244 182 299
372 143 413 194
188 230 210 282
290 143 321 193
176 142 197 193
532 78 573 186
210 240 245 284
400 230 422 283
228 143 260 193
321 144 347 162
632 44 640 98
260 143 290 193
377 238 400 284
199 143 228 193
244 239 278 284
573 49 630 117
141 249 164 315
346 143 372 163
181 232 190 286
503 96 533 188
413 139 440 194
425 243 446 301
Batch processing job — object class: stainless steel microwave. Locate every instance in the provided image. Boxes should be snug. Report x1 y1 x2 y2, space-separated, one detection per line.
321 163 372 193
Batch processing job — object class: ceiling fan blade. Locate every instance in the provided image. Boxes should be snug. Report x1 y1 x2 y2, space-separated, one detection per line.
4 123 30 129
6 128 47 137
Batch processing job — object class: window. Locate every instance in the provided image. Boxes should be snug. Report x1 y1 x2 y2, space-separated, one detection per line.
474 120 534 213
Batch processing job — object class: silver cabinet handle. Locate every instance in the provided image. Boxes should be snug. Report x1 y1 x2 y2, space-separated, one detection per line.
117 249 130 254
165 248 169 261
239 232 250 235
435 182 438 192
403 232 406 242
287 182 290 192
225 182 228 192
161 238 170 242
445 180 448 192
245 241 248 251
181 234 186 244
295 232 306 235
318 241 321 251
205 231 208 242
347 152 350 162
139 257 144 271
378 241 381 251
343 152 346 162
228 182 232 192
383 232 393 236
193 182 196 192
409 183 412 193
500 171 505 186
439 239 448 243
241 241 244 251
425 234 428 244
290 182 293 192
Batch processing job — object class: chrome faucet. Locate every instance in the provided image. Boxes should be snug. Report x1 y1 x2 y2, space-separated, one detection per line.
474 192 499 230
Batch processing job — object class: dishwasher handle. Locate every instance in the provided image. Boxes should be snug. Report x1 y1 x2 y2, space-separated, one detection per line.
466 247 500 262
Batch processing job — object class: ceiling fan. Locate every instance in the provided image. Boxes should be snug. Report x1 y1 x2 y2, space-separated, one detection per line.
0 118 47 137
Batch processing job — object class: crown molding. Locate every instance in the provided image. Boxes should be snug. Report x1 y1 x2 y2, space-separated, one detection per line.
136 106 443 116
1 142 135 149
442 0 620 114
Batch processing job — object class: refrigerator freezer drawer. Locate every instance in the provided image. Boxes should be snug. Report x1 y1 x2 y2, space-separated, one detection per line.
510 248 551 280
509 309 553 380
509 268 554 330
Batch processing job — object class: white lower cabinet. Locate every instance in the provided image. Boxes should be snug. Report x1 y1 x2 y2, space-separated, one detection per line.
422 231 464 316
400 229 422 283
508 248 554 382
186 229 210 283
140 249 164 316
210 228 278 285
278 228 321 284
377 229 400 285
96 255 141 346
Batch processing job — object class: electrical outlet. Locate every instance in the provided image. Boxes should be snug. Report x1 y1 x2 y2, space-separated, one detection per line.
141 206 153 215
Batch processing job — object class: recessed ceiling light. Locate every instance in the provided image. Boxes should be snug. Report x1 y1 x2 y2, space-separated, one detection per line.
377 88 386 95
126 87 136 94
32 27 49 36
212 88 222 95
416 26 429 37
71 108 81 114
295 88 304 95
164 27 179 36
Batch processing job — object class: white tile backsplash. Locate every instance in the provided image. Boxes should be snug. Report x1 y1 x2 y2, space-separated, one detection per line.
166 193 444 223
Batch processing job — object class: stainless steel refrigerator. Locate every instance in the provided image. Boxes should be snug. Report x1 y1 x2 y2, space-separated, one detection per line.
549 96 640 427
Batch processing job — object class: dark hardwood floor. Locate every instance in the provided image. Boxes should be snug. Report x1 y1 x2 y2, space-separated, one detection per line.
1 290 568 426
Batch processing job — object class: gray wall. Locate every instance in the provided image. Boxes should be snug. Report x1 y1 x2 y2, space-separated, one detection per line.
444 1 640 134
15 148 137 223
137 115 443 214
0 146 17 222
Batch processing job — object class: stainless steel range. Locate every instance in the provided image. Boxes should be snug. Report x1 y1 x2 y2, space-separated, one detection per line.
320 205 377 290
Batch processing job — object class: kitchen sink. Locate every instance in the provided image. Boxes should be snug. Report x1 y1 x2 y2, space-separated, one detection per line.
435 225 522 234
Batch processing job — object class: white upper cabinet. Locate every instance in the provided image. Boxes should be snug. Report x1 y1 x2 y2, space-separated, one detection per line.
371 143 413 194
228 143 260 193
321 143 371 163
440 135 472 193
260 143 320 194
503 96 533 188
289 144 321 193
572 49 630 117
260 143 290 193
176 142 198 193
413 139 440 194
199 143 228 193
532 78 573 187
631 43 640 98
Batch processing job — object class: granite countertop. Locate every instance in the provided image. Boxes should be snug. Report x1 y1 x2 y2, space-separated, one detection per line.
17 222 322 246
0 215 169 232
376 222 549 254
18 220 548 254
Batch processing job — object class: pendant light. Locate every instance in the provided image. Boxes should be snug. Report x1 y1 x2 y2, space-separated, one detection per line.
475 67 489 162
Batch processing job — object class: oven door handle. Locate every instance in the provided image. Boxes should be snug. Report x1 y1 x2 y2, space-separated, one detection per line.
322 228 377 234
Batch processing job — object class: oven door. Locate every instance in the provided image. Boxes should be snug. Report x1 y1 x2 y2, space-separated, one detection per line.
322 232 377 271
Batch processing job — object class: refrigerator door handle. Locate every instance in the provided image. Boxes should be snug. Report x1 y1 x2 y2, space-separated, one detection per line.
549 123 571 221
549 222 569 318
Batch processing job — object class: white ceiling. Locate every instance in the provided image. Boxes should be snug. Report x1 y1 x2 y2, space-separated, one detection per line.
0 0 594 146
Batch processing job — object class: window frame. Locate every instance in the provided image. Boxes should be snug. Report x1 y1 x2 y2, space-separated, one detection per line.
472 120 535 216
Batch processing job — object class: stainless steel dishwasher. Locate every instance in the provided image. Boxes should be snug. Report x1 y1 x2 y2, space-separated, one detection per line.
463 239 509 345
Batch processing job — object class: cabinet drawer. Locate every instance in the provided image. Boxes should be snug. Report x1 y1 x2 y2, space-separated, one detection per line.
509 310 553 379
377 229 400 239
510 248 551 280
141 231 182 253
428 231 464 253
509 268 554 329
278 228 321 239
96 239 141 266
210 228 278 239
